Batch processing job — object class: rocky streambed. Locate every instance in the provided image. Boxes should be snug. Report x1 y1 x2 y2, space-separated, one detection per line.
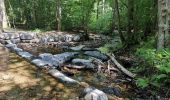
0 31 132 99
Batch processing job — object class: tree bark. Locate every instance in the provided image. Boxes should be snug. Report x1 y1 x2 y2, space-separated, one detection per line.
127 0 135 45
115 0 125 43
56 0 61 31
0 1 3 33
157 0 170 50
0 0 8 29
96 0 99 19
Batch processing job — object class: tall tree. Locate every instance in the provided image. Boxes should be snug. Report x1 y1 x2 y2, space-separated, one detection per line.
0 0 3 33
0 0 8 29
157 0 170 50
127 0 135 45
56 0 61 31
115 0 125 43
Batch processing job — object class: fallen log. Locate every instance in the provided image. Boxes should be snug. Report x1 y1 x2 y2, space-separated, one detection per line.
109 54 136 78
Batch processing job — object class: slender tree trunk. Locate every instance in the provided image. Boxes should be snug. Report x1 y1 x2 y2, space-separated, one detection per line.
112 0 115 32
127 0 135 45
96 0 99 19
56 0 61 31
102 0 105 16
115 0 125 43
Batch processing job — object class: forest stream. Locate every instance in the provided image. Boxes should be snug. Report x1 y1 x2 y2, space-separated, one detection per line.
0 32 136 100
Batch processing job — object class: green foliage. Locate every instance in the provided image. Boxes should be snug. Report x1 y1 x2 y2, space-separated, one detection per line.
98 41 123 54
136 78 149 89
135 38 170 89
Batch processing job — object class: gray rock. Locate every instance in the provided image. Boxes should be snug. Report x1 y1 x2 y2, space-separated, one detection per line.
13 47 23 52
49 69 78 84
102 87 121 97
73 35 81 42
5 44 17 49
64 35 73 42
84 87 108 100
53 52 78 65
59 35 65 42
11 38 21 44
54 36 59 42
31 59 50 67
72 59 95 69
18 51 33 60
5 40 12 44
39 37 48 44
84 51 109 61
20 32 35 40
39 53 53 61
47 37 54 42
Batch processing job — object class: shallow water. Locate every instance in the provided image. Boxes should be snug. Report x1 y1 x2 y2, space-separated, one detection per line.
0 45 84 99
0 43 134 99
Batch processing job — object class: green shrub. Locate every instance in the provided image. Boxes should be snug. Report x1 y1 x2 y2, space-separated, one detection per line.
135 38 170 89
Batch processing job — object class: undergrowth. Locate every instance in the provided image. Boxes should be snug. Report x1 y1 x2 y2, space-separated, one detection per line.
131 37 170 96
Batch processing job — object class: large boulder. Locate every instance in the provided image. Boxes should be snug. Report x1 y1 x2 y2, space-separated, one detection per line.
20 32 36 40
84 87 108 100
72 59 95 69
18 51 33 60
84 51 109 61
0 33 19 40
11 38 21 44
53 52 79 65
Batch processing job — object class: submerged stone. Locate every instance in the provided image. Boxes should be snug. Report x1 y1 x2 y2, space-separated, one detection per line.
48 69 78 84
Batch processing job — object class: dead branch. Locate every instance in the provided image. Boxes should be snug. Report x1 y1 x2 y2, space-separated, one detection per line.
109 54 136 78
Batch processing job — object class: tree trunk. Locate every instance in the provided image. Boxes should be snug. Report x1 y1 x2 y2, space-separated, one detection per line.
96 0 99 19
115 0 125 43
0 1 3 33
127 0 135 45
56 0 61 31
102 0 105 16
157 0 170 50
0 0 8 29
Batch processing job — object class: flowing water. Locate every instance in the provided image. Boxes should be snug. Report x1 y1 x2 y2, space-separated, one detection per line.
0 43 133 99
0 44 85 99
